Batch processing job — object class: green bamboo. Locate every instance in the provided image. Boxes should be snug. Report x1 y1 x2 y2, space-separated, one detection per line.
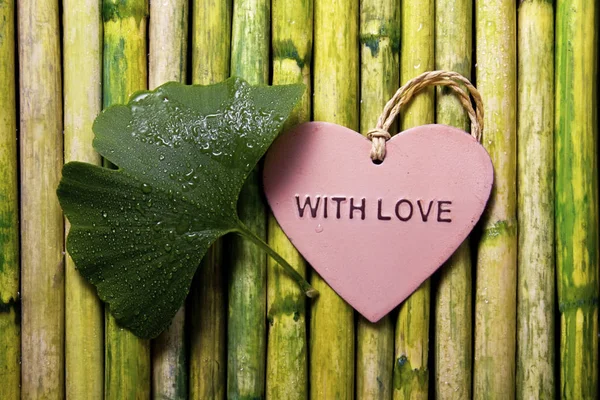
357 318 394 400
356 0 399 398
152 308 187 399
191 0 231 85
228 0 270 397
188 0 230 398
310 0 358 398
555 1 599 398
18 0 64 397
393 1 434 399
63 0 104 398
516 1 555 399
433 247 472 398
266 0 312 398
102 1 151 398
189 242 227 399
0 1 19 398
433 0 473 398
149 1 188 398
473 1 517 398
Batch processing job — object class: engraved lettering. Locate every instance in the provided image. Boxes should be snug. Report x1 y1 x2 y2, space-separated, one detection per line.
295 195 321 218
350 197 366 220
331 197 346 219
417 200 434 222
292 195 454 223
395 199 413 221
377 198 391 220
437 200 452 222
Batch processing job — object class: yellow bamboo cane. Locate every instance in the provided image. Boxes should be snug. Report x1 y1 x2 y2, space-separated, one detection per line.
473 1 517 398
102 1 151 398
63 0 104 397
266 0 312 397
227 0 270 397
516 1 555 399
393 1 434 399
310 0 358 398
555 1 599 398
0 0 19 398
356 0 399 397
188 1 231 398
149 0 189 398
18 0 65 397
433 0 473 398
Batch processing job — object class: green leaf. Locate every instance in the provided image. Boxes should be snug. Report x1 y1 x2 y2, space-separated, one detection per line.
57 77 304 339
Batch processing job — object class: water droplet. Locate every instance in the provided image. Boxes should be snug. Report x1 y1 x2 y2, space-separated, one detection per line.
164 243 172 253
141 183 152 193
176 219 190 235
159 154 165 161
315 224 323 233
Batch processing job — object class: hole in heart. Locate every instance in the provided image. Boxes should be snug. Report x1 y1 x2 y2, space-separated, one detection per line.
372 158 383 165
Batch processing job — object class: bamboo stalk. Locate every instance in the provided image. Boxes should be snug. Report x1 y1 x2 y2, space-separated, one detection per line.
473 1 517 398
151 308 187 399
18 0 64 397
433 247 472 398
310 0 358 398
63 0 104 398
266 0 312 398
265 224 308 400
356 0 399 398
0 0 19 398
433 0 473 398
393 1 434 399
191 0 231 85
227 0 270 397
516 1 555 399
188 0 230 398
189 242 227 399
357 318 394 400
555 1 599 398
102 1 151 398
149 0 188 87
149 1 188 398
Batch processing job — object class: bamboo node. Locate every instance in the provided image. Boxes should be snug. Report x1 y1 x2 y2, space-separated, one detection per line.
368 70 484 162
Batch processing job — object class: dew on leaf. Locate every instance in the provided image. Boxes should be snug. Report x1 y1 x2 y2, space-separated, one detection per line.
175 218 190 235
57 77 305 339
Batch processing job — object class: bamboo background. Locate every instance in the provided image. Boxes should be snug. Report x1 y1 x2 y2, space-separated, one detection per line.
0 0 598 399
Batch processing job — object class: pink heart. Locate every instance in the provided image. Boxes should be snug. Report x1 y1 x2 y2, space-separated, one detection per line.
263 122 493 322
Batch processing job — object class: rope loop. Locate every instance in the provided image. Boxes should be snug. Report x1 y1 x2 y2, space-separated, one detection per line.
368 70 484 162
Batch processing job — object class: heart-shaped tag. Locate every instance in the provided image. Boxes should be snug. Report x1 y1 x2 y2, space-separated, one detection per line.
263 121 493 322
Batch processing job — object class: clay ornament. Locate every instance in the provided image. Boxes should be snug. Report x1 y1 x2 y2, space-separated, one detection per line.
263 71 493 322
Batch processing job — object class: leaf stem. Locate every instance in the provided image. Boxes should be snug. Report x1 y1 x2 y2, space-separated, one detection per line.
236 225 318 298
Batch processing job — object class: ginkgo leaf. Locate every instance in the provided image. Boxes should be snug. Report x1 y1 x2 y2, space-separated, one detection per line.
57 77 304 339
